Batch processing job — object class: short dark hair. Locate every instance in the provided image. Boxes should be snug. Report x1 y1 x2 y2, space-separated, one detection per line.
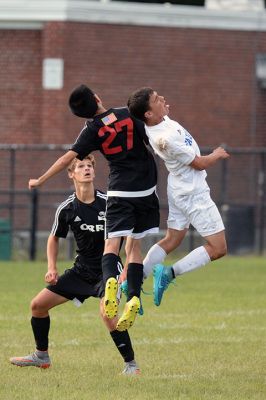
127 87 154 122
68 84 98 118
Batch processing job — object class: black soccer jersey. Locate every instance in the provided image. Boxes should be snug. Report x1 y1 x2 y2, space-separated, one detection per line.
71 107 157 194
51 190 106 278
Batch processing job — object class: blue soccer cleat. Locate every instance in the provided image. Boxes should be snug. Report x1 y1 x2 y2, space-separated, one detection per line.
120 280 129 297
153 264 174 306
120 280 144 316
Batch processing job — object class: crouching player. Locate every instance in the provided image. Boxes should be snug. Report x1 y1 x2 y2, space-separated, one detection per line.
10 155 140 375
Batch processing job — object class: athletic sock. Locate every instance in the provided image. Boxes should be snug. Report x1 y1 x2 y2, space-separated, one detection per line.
35 349 49 359
110 329 134 363
172 246 211 276
143 244 167 278
102 253 121 286
31 316 50 351
127 263 143 300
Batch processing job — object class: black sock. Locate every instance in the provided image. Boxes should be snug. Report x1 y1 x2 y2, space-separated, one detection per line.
102 253 121 286
171 267 175 279
127 263 143 300
31 316 50 351
110 330 134 363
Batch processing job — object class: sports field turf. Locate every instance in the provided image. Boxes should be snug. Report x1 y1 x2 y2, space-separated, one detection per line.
0 257 265 399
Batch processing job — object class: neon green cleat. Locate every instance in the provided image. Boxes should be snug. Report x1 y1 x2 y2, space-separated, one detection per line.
104 277 118 318
120 280 144 316
116 296 140 331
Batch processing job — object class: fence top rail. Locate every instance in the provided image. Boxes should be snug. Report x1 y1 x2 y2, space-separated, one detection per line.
0 144 71 151
0 189 73 195
1 144 266 154
202 147 266 154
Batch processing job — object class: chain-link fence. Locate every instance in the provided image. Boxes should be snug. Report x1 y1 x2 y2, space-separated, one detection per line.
0 144 265 260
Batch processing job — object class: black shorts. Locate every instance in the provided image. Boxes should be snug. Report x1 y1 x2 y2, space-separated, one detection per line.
105 191 160 239
47 268 104 303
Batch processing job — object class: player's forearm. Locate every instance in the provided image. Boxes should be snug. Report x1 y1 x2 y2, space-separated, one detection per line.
47 235 59 270
29 150 78 189
190 147 229 171
191 153 220 170
37 160 67 185
39 151 77 185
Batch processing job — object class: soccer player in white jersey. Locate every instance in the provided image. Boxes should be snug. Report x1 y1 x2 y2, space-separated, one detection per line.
128 87 229 306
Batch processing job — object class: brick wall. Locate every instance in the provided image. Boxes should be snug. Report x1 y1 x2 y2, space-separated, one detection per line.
1 22 265 147
62 23 266 149
0 30 42 144
0 22 265 232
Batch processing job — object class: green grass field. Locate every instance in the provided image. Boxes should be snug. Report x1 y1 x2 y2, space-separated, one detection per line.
0 257 265 400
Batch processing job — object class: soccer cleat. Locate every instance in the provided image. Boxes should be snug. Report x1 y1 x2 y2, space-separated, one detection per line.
153 264 174 306
104 277 118 318
120 280 128 298
122 360 140 375
116 296 140 331
120 280 144 316
10 351 51 369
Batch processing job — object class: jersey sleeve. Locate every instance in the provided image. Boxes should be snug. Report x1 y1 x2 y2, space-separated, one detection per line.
70 123 98 160
167 140 196 165
51 207 69 238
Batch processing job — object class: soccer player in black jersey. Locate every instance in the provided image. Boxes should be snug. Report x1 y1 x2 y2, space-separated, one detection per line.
28 85 160 331
11 155 140 374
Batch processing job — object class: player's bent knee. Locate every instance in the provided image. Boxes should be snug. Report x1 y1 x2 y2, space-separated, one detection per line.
30 300 39 313
212 244 227 260
161 235 182 253
30 297 46 313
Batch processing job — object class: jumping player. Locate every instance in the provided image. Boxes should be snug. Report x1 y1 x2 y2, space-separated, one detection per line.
11 155 140 374
28 85 159 331
128 87 229 306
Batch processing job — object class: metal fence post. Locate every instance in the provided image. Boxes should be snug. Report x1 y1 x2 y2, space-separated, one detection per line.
9 148 16 255
258 152 266 254
29 189 39 260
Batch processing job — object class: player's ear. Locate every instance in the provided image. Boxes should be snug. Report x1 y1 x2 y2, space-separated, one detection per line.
144 110 152 120
68 171 74 179
94 94 101 104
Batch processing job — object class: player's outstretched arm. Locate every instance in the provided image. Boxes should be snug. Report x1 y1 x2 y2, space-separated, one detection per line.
190 146 229 171
45 234 60 285
28 150 78 189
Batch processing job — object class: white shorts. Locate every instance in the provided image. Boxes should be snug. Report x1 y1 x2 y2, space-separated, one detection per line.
167 188 224 237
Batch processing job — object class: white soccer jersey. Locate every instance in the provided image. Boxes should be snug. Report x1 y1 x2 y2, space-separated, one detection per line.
145 115 209 195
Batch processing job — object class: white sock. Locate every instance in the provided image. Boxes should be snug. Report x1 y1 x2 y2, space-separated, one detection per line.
172 246 211 276
143 244 167 278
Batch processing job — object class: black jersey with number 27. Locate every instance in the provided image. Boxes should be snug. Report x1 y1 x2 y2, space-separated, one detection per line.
71 107 157 193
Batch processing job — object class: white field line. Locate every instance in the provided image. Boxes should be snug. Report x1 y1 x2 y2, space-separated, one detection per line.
160 309 266 318
134 337 244 345
156 322 266 331
144 373 218 380
1 309 265 322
